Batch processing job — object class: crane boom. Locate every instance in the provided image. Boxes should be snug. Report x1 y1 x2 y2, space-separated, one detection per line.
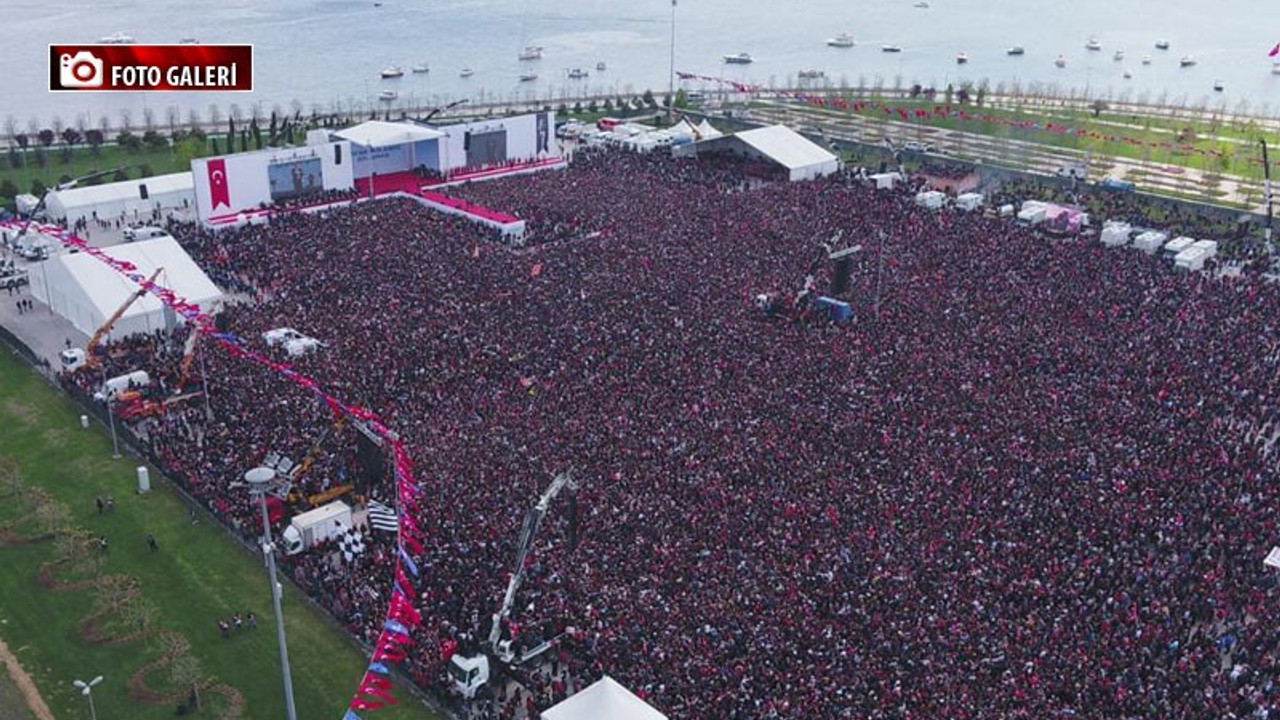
487 471 576 650
84 268 163 370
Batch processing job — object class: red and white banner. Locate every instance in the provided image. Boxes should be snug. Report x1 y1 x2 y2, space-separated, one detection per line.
206 159 231 211
49 44 253 92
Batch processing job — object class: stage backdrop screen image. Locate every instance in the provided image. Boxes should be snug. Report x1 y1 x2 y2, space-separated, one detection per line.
466 129 508 167
268 158 323 201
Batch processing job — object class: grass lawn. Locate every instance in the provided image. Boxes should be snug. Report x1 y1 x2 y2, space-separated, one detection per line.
0 348 442 720
0 144 186 199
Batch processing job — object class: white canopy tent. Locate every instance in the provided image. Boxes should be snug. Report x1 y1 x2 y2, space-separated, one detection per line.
688 124 838 181
44 172 195 228
541 676 668 720
333 120 445 148
29 236 222 340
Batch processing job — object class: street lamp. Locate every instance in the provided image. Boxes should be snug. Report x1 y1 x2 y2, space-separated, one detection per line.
72 675 102 720
101 368 120 459
244 466 298 720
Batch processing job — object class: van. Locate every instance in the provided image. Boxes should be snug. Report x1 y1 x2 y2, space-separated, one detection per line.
122 226 169 242
95 370 151 401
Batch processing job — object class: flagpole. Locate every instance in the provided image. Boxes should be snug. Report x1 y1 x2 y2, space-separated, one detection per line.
668 0 677 123
1263 138 1274 250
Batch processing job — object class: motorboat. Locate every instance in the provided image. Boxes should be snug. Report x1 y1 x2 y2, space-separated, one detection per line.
380 66 405 78
596 61 607 71
568 68 589 79
411 63 429 74
827 33 856 48
460 67 474 78
378 90 397 101
1055 55 1066 68
1085 37 1102 51
1273 62 1280 75
1155 39 1171 50
1179 55 1196 67
1123 69 1133 79
914 1 929 7
723 52 754 64
99 32 135 44
956 51 969 64
178 37 199 44
1113 49 1124 61
518 46 544 61
1006 46 1025 56
798 68 825 79
1213 80 1224 91
519 72 538 82
881 45 902 53
1142 55 1152 65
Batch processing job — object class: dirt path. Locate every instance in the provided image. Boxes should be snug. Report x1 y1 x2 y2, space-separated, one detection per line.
0 637 56 720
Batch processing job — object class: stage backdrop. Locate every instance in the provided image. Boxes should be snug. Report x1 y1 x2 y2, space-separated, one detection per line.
192 141 355 223
435 111 556 173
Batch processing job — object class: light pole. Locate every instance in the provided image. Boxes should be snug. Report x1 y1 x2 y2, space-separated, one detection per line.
72 675 102 720
102 368 120 459
668 0 677 122
245 466 298 720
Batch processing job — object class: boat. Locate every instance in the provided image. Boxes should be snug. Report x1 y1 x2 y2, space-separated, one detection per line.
1142 55 1152 65
596 61 607 71
1155 39 1171 50
1123 69 1132 79
518 45 544 61
1055 55 1066 68
798 69 825 79
827 33 856 48
881 45 902 53
380 66 405 78
1273 62 1280 75
956 51 969 64
98 32 135 44
519 72 538 82
1085 37 1102 51
378 90 397 101
1213 80 1224 91
1179 55 1196 67
460 67 474 78
914 1 929 7
411 63 429 74
568 68 589 79
1006 46 1025 56
1113 49 1124 61
723 52 754 64
178 37 199 45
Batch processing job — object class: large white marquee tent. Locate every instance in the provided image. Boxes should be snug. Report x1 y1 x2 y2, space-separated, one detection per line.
541 676 668 720
30 236 222 340
44 172 196 228
685 124 839 181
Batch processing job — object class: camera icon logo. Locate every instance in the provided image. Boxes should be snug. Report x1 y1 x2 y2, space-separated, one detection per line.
60 51 104 88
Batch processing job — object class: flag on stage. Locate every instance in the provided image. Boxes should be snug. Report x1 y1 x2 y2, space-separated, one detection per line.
367 500 399 532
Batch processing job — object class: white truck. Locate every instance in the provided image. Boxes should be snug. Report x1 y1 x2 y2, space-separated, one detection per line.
281 500 352 555
94 370 151 401
1174 246 1210 272
1100 222 1132 248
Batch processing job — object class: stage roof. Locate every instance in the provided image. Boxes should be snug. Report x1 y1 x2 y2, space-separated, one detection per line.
334 120 445 148
541 676 668 720
48 171 194 210
734 125 837 172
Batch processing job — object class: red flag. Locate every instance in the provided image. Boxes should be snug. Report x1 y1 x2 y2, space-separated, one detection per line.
1270 42 1280 57
207 159 230 211
531 262 544 277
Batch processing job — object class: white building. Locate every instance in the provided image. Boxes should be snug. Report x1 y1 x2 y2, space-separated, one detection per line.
44 172 195 228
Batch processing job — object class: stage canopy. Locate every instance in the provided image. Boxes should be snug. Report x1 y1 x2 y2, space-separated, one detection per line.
30 235 222 340
44 172 195 227
541 676 668 720
334 120 444 149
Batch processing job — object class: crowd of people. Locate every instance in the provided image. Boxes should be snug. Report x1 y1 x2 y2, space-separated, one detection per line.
64 146 1280 720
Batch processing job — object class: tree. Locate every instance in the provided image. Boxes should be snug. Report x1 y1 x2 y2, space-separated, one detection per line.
142 107 155 130
141 129 166 151
30 179 45 197
0 179 18 202
945 83 954 105
116 130 142 153
12 133 27 167
169 652 207 710
674 88 688 109
227 116 236 154
85 128 104 156
138 163 154 178
37 128 55 149
119 108 132 131
174 136 206 169
642 89 656 107
113 168 129 182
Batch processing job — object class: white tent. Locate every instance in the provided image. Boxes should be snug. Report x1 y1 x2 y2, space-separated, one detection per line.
30 235 222 340
541 676 668 720
44 172 195 228
695 125 838 181
333 120 444 149
695 119 723 140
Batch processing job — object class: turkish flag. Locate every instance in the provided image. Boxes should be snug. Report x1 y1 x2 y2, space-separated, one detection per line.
207 158 230 211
